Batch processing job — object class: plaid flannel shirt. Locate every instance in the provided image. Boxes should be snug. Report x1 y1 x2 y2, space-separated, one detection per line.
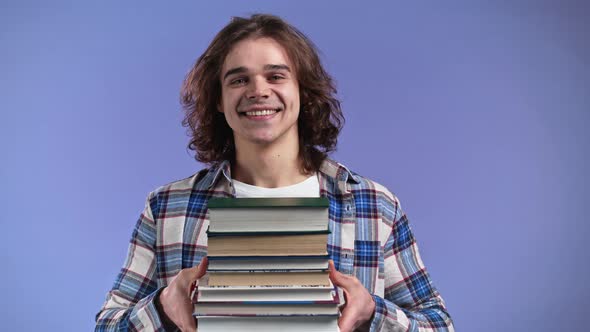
96 159 454 331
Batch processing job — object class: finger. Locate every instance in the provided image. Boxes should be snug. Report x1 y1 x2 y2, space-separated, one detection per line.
185 315 197 332
179 314 197 332
338 308 357 332
196 256 208 278
328 260 342 281
328 259 336 273
328 260 355 289
187 256 209 280
338 301 361 332
337 288 349 313
341 287 350 304
178 299 197 332
186 257 209 298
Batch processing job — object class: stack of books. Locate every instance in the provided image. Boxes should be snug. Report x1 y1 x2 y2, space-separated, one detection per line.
193 197 341 332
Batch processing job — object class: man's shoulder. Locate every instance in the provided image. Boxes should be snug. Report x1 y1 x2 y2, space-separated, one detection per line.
329 159 401 206
352 172 400 206
345 170 405 223
148 166 214 200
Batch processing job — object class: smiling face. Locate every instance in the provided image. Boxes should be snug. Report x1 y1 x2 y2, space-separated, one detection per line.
219 37 301 150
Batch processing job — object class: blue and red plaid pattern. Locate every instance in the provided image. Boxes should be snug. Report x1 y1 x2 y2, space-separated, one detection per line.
96 159 454 331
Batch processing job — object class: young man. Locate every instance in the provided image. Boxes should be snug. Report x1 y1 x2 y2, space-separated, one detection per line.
96 14 454 332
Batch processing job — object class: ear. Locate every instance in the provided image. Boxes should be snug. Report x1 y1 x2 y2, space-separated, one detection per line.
217 103 224 113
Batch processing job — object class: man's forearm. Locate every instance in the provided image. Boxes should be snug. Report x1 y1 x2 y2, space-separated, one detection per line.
95 288 168 331
154 288 179 331
370 295 454 332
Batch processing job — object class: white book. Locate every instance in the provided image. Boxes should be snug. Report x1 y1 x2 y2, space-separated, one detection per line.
208 256 330 271
194 284 342 317
197 316 340 332
194 302 340 317
198 279 335 302
198 287 335 302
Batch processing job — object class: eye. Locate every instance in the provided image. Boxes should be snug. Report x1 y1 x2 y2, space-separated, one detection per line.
268 74 285 81
230 77 248 85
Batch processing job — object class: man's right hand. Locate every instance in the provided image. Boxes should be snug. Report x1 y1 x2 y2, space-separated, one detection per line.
159 257 208 332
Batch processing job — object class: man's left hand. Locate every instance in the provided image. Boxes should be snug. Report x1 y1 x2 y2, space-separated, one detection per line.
328 260 376 332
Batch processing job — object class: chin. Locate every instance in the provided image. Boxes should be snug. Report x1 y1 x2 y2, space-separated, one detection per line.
246 131 277 143
250 137 278 146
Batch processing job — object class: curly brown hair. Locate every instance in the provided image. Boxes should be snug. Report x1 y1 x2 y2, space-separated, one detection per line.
181 14 344 173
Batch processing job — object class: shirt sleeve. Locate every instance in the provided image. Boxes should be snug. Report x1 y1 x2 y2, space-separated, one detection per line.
370 204 454 331
95 192 174 332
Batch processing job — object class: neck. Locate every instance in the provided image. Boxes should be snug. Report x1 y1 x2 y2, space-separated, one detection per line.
232 136 309 188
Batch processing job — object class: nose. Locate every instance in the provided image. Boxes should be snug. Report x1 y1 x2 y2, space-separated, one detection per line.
245 77 270 100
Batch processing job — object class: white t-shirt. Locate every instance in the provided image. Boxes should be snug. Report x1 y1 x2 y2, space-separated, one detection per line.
232 174 320 198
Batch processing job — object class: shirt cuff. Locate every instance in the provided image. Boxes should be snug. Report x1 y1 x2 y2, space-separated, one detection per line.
369 294 388 332
127 287 173 331
154 287 179 331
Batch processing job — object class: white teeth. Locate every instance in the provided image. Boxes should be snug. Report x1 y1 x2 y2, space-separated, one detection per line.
245 109 277 116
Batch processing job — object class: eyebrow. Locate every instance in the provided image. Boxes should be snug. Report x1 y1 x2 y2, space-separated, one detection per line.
222 64 291 81
263 64 291 72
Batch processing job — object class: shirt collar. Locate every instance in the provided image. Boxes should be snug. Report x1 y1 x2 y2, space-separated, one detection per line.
318 158 360 184
204 158 359 190
205 160 233 190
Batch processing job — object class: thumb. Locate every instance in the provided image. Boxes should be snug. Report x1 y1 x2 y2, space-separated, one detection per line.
196 256 208 278
188 256 209 280
186 257 208 300
328 260 354 289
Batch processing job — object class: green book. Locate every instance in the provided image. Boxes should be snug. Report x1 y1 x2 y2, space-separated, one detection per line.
207 197 330 233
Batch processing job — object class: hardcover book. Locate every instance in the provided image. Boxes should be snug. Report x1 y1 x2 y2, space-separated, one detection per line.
207 197 330 233
194 285 341 316
207 270 330 287
195 197 339 331
207 255 330 271
207 231 329 257
196 316 339 332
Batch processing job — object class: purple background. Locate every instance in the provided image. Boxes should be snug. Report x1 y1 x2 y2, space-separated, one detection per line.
1 1 589 331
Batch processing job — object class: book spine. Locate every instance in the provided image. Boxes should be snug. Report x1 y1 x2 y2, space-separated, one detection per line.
208 269 328 273
207 255 330 260
193 313 339 317
207 197 329 208
206 229 330 236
